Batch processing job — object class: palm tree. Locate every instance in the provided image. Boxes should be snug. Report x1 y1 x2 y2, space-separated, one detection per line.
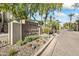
68 14 74 29
72 3 79 10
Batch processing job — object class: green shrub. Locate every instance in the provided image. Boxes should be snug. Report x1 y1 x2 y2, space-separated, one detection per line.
16 39 27 46
16 40 23 46
16 35 39 46
8 48 17 56
22 39 27 45
24 35 39 42
42 27 50 33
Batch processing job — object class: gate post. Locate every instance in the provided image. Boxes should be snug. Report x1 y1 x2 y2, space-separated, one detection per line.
8 21 22 45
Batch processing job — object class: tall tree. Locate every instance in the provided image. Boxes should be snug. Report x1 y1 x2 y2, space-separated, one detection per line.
38 3 62 26
0 4 11 32
68 14 74 29
0 3 63 32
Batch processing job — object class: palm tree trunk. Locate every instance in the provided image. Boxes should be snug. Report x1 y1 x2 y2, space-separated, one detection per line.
70 17 72 30
44 12 48 27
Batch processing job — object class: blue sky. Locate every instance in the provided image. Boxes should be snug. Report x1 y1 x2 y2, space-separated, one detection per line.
54 8 79 25
32 3 79 26
52 3 79 26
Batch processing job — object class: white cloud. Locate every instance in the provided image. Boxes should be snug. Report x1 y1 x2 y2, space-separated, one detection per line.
74 13 79 16
63 3 75 9
54 11 67 17
58 12 66 16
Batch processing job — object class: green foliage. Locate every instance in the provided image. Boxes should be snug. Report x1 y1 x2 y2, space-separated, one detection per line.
38 20 44 25
42 27 50 33
64 23 70 29
47 20 61 31
68 14 74 23
76 20 79 24
0 3 62 22
24 35 39 42
16 39 23 46
64 22 75 30
16 35 39 46
0 4 28 20
74 20 79 31
8 48 17 56
70 23 75 30
64 26 69 29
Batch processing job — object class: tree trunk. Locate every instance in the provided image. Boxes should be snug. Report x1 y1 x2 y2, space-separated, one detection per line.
1 12 4 32
70 16 72 30
44 12 48 24
44 11 48 26
32 15 36 22
44 9 49 26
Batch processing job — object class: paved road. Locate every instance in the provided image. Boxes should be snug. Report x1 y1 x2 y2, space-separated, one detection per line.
52 30 79 56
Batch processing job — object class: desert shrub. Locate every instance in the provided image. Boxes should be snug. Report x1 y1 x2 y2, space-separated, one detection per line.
24 35 39 42
42 27 50 33
16 35 39 46
8 48 17 56
16 39 27 46
16 40 23 46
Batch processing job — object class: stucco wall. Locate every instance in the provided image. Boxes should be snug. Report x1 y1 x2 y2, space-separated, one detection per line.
8 22 22 45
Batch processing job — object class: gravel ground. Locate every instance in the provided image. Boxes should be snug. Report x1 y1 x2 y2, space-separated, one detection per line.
0 34 52 56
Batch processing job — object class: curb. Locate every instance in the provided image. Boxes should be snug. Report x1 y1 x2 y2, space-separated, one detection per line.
34 35 55 56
